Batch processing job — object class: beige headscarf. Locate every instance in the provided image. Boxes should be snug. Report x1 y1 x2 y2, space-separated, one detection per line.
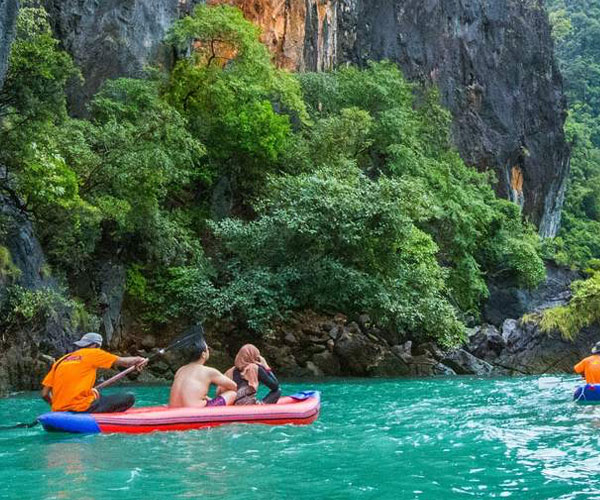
233 344 262 391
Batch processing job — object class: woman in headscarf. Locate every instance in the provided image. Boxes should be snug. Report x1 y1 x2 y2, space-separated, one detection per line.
222 344 281 405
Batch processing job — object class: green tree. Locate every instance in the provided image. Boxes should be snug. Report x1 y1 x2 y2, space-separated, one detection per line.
208 166 465 346
296 63 545 314
165 5 306 204
533 263 600 340
546 0 600 269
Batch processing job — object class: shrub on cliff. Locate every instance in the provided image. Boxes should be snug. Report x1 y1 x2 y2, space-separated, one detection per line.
165 4 307 204
114 62 545 345
533 264 600 340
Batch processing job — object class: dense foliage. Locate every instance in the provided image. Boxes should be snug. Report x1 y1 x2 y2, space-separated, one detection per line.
0 5 546 347
547 0 600 267
535 1 600 337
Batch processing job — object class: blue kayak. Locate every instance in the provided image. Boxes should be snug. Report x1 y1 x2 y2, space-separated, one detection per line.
573 384 600 404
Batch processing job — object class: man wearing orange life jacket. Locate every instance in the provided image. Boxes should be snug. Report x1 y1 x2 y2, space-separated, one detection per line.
41 332 148 413
574 341 600 384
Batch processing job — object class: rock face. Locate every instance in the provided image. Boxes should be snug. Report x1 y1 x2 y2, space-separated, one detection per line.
0 195 76 395
464 266 597 375
483 262 580 326
42 0 569 233
0 0 18 90
43 0 202 115
335 0 570 237
464 321 599 375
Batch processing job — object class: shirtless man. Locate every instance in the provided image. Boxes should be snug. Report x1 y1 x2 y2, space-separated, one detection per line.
169 338 237 408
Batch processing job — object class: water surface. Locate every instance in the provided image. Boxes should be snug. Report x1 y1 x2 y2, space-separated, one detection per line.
1 376 598 499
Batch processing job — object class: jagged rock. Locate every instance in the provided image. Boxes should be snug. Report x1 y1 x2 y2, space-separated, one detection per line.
141 334 156 349
358 314 371 331
484 262 580 326
333 331 382 376
312 351 340 376
435 363 457 376
413 342 444 360
392 341 412 358
308 343 327 354
306 334 327 345
328 326 340 341
333 313 347 325
466 324 506 360
150 360 170 375
489 320 600 375
0 0 17 90
42 0 199 116
501 319 520 345
305 361 323 377
0 195 76 395
406 354 440 376
442 349 495 375
347 322 361 334
370 351 411 377
320 321 334 332
284 332 297 345
96 260 126 348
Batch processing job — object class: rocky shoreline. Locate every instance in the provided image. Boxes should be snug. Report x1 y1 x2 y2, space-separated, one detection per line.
112 262 596 384
127 316 598 387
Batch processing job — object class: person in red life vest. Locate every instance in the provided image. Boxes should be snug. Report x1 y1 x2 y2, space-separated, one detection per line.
574 341 600 384
41 332 148 413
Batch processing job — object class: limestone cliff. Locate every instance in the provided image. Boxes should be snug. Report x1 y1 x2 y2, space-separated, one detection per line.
44 0 569 236
217 0 570 237
0 0 18 90
0 194 76 395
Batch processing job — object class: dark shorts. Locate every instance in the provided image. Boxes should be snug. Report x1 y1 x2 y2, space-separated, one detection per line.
86 392 135 413
205 396 226 407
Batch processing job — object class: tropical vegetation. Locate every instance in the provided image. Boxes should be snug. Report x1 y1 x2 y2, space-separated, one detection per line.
0 4 547 347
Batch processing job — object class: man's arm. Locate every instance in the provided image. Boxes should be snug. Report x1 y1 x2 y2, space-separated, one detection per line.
210 369 237 392
41 385 52 405
574 359 586 375
114 356 148 370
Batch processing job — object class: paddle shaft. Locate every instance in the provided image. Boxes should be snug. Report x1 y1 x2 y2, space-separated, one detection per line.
95 349 165 390
94 325 206 390
540 350 578 375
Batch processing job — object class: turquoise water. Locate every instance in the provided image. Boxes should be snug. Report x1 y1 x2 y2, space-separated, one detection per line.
0 376 598 499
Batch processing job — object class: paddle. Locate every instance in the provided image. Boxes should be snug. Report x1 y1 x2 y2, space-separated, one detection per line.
0 324 206 431
537 350 579 389
95 324 205 390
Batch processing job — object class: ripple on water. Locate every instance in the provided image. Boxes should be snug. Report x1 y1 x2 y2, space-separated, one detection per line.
0 376 599 499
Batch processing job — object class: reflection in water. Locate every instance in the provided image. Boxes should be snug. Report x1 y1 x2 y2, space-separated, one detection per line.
44 439 92 499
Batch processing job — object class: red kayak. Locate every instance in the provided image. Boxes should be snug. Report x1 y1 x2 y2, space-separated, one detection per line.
39 391 320 434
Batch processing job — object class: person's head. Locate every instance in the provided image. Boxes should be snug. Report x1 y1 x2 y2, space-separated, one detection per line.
592 341 600 355
186 337 209 364
234 344 261 371
73 332 103 349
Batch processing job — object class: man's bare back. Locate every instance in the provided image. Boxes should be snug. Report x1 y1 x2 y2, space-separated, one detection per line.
170 362 237 408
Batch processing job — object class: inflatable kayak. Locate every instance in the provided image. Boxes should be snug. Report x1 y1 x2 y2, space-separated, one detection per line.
574 384 600 404
38 391 320 434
